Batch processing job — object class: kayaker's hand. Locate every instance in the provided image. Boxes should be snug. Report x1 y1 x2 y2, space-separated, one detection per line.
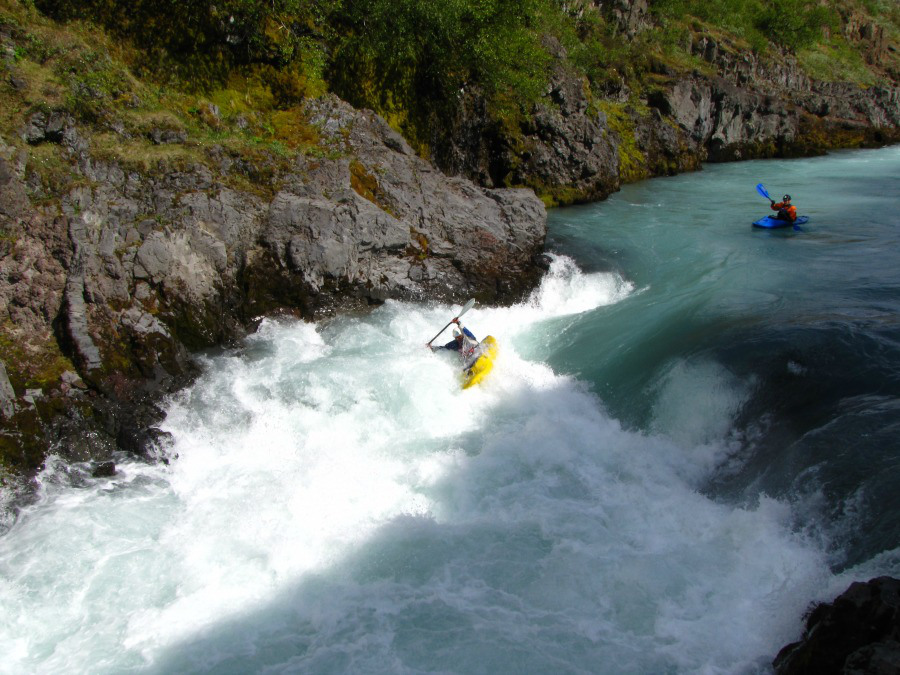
451 318 459 324
770 199 775 205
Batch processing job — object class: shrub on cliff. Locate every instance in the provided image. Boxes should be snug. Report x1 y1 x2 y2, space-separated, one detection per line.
34 0 337 90
327 0 553 145
652 0 836 52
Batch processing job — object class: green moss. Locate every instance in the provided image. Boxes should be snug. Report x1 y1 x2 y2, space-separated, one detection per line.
536 185 589 208
349 159 377 201
349 159 397 216
408 228 429 259
599 102 649 184
269 108 319 148
0 408 48 474
0 321 74 391
798 40 881 85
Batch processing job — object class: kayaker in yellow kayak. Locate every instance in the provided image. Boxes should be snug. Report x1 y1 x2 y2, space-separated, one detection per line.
430 318 479 363
425 299 498 389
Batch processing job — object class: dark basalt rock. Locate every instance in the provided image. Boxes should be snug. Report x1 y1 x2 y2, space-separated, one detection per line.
773 576 900 674
91 461 116 477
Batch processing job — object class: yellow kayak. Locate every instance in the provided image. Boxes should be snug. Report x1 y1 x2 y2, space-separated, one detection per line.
461 336 498 389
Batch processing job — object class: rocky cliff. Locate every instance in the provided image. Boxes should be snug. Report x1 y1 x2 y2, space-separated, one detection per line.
429 3 900 205
0 94 546 481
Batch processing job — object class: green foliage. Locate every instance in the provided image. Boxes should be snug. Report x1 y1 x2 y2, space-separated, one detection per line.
13 0 894 184
28 0 892 140
34 0 340 89
57 49 135 121
651 0 836 52
328 0 553 136
753 0 835 51
798 39 880 84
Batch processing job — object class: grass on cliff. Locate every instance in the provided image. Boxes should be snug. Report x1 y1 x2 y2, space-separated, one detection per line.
651 0 837 52
798 40 880 84
653 0 898 84
0 0 337 197
0 321 74 392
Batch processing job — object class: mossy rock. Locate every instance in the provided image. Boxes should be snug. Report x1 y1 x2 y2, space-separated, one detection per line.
0 407 48 474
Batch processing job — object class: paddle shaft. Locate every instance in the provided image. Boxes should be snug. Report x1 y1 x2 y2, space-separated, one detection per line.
427 299 475 346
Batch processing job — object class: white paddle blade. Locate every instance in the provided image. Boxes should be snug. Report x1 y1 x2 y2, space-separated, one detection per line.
458 298 476 318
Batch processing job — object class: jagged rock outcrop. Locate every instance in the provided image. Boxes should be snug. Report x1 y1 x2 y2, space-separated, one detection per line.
665 36 900 161
433 37 700 205
558 0 651 36
774 576 900 674
431 14 899 205
0 95 546 477
840 9 897 77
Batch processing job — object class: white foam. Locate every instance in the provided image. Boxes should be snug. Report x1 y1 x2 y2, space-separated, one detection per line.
0 256 859 673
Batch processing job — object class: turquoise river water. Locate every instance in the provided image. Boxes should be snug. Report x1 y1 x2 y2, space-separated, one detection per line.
1 146 899 674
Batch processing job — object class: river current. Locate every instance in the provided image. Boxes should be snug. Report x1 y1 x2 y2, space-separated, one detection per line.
1 146 899 674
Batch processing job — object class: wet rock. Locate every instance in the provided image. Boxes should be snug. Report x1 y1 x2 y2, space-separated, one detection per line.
773 576 900 674
116 423 171 458
533 253 553 271
91 461 116 477
0 361 15 418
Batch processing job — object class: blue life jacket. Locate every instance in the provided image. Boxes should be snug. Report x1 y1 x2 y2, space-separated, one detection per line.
438 326 476 351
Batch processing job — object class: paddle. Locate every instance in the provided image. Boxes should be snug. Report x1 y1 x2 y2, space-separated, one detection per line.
756 183 802 231
427 298 476 347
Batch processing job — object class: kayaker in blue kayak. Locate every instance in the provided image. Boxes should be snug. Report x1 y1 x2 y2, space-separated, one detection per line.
769 194 798 223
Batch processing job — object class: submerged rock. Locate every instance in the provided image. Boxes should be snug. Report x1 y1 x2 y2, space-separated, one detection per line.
91 461 116 478
773 576 900 674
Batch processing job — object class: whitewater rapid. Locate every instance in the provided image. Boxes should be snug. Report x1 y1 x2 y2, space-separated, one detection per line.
0 254 889 674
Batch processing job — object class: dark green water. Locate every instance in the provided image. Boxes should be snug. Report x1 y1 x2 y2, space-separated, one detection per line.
543 146 900 570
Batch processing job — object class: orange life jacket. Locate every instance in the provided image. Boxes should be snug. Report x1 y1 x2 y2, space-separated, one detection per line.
771 201 797 222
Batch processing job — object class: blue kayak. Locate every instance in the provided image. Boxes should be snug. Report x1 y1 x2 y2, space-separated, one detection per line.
752 215 809 229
